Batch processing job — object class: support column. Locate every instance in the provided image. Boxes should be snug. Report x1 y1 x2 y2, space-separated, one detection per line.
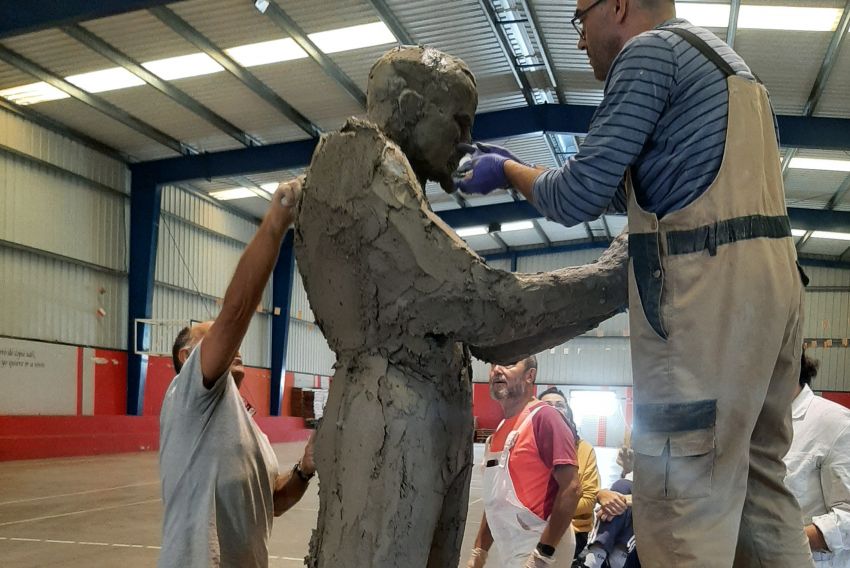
127 175 162 416
270 230 296 416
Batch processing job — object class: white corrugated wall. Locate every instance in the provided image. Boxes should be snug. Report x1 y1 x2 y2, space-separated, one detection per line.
152 185 271 368
800 264 850 391
0 106 129 349
285 265 335 376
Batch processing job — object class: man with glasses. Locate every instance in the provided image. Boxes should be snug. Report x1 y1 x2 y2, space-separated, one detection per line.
455 0 812 566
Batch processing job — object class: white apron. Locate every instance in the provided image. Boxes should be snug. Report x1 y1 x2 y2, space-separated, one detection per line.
482 405 575 567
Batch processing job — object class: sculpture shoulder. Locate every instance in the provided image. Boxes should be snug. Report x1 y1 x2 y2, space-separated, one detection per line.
304 117 422 208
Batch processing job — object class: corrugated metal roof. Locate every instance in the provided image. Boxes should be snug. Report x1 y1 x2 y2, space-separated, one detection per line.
96 85 240 153
785 168 849 205
82 9 198 62
2 28 112 77
737 30 831 115
801 237 850 257
35 97 176 161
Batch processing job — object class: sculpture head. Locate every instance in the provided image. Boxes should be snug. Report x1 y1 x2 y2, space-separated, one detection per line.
367 46 477 192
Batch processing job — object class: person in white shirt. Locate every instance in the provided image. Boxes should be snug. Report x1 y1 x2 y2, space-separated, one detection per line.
784 351 850 567
159 179 315 568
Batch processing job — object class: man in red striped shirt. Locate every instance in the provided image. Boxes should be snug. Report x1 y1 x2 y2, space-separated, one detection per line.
467 356 581 567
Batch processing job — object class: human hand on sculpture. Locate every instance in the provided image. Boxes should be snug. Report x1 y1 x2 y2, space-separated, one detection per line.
299 431 316 477
616 445 634 475
454 141 522 195
465 547 488 568
522 548 555 567
267 176 303 233
459 142 525 165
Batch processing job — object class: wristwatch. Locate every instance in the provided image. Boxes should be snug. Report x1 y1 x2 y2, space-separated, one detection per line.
536 542 556 558
293 461 315 482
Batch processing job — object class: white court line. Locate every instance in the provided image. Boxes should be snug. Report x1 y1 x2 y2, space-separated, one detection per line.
0 482 159 506
0 498 160 527
0 536 161 549
469 498 482 505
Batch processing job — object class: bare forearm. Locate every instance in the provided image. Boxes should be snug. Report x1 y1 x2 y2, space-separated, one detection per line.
541 486 580 549
805 524 829 551
273 471 310 516
473 514 494 551
202 217 289 382
504 160 547 202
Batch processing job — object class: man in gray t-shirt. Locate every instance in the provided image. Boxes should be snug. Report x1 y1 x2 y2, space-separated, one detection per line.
158 179 313 568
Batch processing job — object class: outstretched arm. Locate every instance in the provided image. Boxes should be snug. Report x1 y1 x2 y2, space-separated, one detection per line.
201 180 301 387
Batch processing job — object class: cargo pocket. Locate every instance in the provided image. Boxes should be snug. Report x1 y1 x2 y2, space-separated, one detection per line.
633 400 717 500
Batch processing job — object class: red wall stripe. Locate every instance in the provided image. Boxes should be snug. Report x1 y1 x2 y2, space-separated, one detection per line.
75 347 83 416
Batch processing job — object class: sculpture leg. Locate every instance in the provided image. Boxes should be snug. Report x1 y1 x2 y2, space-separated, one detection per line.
308 354 473 568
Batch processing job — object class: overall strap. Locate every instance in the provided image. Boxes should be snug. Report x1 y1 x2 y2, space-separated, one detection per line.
665 27 736 78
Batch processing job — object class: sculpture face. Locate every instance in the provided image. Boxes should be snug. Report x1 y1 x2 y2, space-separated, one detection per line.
367 46 477 191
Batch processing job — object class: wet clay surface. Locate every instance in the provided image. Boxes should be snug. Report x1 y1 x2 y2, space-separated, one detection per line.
294 47 629 568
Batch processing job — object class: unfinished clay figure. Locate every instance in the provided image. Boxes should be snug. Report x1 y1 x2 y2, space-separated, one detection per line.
294 47 629 568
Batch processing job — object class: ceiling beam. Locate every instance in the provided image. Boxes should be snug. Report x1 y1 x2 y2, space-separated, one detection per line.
366 0 414 44
0 43 191 155
0 0 184 39
518 0 564 104
149 5 322 139
130 104 850 185
726 0 741 49
434 200 850 233
257 1 366 108
478 0 536 106
62 23 260 148
804 0 850 117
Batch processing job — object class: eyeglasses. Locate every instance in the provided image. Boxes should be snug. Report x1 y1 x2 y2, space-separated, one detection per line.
571 0 607 39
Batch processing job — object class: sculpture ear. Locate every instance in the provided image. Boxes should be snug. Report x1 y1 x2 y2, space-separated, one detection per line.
397 89 424 125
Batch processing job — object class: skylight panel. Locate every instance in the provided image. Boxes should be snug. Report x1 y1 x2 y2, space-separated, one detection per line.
789 158 850 172
65 67 145 93
0 82 68 105
210 188 257 201
142 53 224 81
309 22 397 54
226 38 307 67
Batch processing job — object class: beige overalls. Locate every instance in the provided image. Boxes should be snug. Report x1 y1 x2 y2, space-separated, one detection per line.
626 29 814 567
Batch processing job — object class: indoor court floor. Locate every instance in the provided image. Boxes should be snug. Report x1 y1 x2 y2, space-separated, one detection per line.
0 443 620 567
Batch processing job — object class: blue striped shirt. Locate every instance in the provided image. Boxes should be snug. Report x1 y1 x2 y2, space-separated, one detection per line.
533 19 775 227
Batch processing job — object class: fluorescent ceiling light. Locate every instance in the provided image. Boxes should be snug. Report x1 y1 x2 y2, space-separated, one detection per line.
675 3 842 32
791 229 807 237
310 22 396 54
675 3 729 28
210 188 257 201
0 81 68 105
260 182 280 193
811 231 850 241
501 220 534 232
456 226 488 237
0 21 397 105
738 6 842 32
227 38 307 67
789 157 850 172
143 53 224 81
66 67 145 93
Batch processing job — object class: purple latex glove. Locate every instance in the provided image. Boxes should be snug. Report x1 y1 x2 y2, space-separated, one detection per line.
454 153 509 195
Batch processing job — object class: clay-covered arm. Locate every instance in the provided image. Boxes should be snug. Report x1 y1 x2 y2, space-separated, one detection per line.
371 140 629 364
